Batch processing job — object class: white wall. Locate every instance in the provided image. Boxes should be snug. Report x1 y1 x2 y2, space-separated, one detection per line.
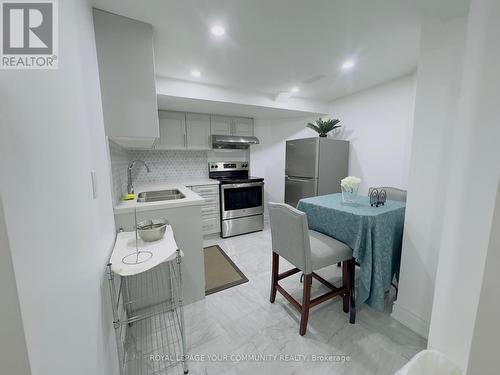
0 198 31 375
467 180 500 374
251 74 417 212
251 116 318 214
391 16 468 338
0 0 119 374
426 0 500 370
329 75 416 194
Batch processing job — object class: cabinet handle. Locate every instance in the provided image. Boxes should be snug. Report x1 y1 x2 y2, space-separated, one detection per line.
184 132 187 148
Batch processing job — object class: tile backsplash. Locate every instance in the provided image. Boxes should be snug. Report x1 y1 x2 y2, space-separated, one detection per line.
108 139 248 204
130 149 209 184
109 139 130 203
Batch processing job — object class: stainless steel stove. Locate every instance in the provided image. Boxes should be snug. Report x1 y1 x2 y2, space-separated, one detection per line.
209 161 264 238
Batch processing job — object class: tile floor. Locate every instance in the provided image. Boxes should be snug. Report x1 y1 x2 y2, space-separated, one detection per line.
180 224 425 375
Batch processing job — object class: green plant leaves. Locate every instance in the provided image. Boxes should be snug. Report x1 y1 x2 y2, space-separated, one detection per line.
306 117 342 136
306 123 321 133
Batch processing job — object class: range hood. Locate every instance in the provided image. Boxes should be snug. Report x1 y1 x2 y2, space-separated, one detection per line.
212 135 260 149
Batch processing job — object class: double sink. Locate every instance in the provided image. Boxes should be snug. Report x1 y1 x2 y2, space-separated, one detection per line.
137 189 185 203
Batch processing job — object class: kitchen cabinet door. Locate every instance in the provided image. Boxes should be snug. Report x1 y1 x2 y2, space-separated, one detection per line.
232 117 254 136
93 10 159 148
211 115 232 135
156 111 186 150
186 113 211 150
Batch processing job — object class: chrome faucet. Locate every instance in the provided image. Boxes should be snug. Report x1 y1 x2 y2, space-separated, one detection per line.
127 159 150 194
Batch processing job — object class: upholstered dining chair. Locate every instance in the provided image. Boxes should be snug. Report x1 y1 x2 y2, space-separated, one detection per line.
268 202 356 336
368 186 407 202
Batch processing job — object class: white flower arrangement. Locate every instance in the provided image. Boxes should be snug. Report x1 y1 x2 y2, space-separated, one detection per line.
341 176 361 193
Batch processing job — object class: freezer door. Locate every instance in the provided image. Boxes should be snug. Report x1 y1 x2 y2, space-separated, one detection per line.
285 138 319 178
284 176 318 208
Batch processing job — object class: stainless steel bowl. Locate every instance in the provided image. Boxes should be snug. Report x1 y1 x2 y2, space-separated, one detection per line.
136 218 168 242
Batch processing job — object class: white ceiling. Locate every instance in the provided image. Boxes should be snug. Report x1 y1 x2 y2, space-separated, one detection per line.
93 0 469 102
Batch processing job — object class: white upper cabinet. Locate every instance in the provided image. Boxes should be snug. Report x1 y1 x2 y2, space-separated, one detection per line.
156 111 212 150
232 117 254 136
157 111 186 150
186 113 211 150
211 115 254 136
93 9 159 148
156 111 254 150
211 116 233 135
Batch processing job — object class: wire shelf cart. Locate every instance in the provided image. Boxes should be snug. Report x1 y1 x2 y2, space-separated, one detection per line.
107 229 189 375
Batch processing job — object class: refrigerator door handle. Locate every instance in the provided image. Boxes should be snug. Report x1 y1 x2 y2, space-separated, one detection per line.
286 176 315 182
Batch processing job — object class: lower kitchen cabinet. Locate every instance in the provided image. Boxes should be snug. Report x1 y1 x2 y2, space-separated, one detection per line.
188 184 221 235
201 216 220 234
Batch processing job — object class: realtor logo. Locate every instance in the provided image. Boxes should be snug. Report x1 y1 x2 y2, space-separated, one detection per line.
1 0 58 69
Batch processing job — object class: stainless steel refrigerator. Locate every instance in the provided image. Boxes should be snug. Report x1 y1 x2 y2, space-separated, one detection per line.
285 137 349 207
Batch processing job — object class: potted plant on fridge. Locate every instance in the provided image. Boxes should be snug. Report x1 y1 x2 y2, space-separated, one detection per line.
306 117 341 137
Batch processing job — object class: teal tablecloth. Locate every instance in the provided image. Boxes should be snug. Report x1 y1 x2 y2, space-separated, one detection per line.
297 193 405 310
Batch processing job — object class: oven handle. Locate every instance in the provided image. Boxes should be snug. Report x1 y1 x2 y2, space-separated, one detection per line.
221 181 264 189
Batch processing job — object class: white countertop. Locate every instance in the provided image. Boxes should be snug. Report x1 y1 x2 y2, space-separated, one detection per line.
114 179 220 214
109 227 182 276
173 178 220 186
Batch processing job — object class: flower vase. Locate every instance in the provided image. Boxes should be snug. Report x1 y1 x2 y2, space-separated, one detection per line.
341 185 359 203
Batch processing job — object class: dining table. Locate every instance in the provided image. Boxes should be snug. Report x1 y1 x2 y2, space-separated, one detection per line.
296 193 406 310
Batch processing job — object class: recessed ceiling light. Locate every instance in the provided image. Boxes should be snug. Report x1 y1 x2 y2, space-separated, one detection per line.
341 59 355 70
190 69 201 77
210 25 225 37
291 86 300 93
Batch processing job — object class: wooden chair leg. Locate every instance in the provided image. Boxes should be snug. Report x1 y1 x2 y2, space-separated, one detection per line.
270 252 279 303
342 260 350 313
349 258 356 324
299 274 312 336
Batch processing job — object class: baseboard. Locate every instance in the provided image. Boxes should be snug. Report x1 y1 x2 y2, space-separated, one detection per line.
392 302 430 338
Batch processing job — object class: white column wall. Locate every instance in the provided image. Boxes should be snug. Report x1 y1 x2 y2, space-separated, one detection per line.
466 181 500 374
0 199 31 374
427 0 500 370
0 0 119 374
391 16 468 337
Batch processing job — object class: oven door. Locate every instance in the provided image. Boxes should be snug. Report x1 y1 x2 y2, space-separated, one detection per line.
221 182 264 220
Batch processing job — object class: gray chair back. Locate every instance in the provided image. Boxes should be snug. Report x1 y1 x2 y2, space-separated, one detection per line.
268 202 312 274
368 187 407 202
